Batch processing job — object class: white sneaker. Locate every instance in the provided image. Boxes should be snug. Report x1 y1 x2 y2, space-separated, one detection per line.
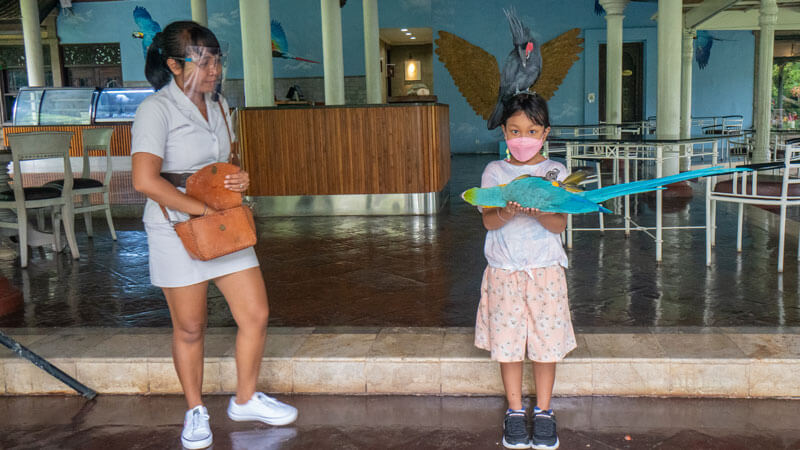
227 392 298 426
181 405 213 449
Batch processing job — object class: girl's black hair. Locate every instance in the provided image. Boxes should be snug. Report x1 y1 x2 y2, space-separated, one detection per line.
500 92 550 128
145 21 220 90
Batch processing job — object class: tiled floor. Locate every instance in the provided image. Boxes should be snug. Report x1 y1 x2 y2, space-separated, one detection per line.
2 395 799 449
0 154 798 329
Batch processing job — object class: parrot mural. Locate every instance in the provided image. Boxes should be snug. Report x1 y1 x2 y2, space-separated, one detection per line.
594 0 605 16
695 30 727 70
132 6 162 58
487 7 543 130
271 20 320 64
461 166 751 214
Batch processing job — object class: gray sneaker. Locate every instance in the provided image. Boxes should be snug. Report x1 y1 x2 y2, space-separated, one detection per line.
503 409 531 449
531 408 559 449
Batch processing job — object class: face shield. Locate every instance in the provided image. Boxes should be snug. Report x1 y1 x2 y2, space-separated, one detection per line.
176 43 228 101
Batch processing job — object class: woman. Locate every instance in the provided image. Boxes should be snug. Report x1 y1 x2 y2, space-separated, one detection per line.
131 21 296 450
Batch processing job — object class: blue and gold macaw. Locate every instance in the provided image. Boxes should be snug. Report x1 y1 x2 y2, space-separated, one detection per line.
271 20 320 64
132 6 162 58
462 166 750 214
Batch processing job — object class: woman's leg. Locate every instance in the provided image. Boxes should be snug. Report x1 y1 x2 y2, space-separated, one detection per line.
532 361 556 410
163 282 210 410
214 267 269 404
500 361 525 410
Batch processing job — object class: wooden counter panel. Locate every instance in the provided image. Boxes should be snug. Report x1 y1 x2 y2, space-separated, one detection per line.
239 104 450 196
2 124 132 157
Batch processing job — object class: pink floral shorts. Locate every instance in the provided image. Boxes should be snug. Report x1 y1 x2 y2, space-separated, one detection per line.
474 265 576 363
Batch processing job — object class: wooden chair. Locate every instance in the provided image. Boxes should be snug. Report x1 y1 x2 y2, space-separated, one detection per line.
0 132 80 268
45 127 116 240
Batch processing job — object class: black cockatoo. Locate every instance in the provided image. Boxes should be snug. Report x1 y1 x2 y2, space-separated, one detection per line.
487 8 543 130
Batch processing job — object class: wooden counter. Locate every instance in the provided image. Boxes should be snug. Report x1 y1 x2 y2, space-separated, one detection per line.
2 124 132 157
238 103 450 197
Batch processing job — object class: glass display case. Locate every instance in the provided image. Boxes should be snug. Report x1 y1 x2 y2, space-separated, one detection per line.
12 86 154 126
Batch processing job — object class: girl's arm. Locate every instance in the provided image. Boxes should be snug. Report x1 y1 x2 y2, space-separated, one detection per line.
482 202 567 233
132 152 217 216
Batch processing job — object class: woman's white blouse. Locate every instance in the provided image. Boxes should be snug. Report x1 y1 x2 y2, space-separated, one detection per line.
131 78 235 224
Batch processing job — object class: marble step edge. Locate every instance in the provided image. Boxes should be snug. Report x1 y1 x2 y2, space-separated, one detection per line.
2 354 799 398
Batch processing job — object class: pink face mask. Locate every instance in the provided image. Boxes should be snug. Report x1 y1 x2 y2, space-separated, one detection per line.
506 136 544 162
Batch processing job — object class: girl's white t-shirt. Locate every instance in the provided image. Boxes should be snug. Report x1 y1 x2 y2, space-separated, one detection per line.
480 158 569 271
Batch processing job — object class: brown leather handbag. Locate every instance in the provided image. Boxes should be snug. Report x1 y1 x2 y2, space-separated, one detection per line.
161 102 256 261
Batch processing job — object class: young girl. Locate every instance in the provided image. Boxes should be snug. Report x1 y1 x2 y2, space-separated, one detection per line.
474 93 576 450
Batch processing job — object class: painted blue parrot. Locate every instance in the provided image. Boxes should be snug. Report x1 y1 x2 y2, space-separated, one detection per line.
271 20 320 64
695 30 723 70
594 0 605 16
461 166 750 214
132 6 162 59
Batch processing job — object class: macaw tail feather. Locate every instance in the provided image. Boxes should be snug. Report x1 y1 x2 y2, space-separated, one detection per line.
461 186 506 208
582 166 750 204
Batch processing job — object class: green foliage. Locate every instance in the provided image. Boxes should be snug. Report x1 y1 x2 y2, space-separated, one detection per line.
773 62 800 114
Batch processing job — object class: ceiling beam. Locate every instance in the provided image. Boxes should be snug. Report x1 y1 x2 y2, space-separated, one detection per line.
684 0 739 28
700 8 800 30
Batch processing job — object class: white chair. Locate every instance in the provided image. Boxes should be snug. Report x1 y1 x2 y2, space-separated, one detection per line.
0 132 80 268
706 144 800 272
44 127 116 240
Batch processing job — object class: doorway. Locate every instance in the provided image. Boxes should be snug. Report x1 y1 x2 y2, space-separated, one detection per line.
599 42 644 123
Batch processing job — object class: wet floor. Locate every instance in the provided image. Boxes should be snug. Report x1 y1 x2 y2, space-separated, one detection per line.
0 154 799 328
1 394 798 449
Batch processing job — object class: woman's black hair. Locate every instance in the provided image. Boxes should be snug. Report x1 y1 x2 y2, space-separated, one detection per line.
500 92 550 128
145 21 220 90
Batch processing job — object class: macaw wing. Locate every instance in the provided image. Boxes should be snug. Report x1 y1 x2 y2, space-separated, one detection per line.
434 31 499 120
531 28 583 101
695 31 713 69
271 20 289 54
133 6 161 35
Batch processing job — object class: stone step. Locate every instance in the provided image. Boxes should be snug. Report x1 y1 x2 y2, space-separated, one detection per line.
1 327 798 397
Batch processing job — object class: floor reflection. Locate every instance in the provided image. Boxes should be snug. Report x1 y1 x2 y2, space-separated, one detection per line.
0 154 798 329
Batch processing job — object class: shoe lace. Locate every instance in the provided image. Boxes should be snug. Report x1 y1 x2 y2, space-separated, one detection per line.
254 392 278 407
504 412 527 436
190 408 209 434
534 412 556 438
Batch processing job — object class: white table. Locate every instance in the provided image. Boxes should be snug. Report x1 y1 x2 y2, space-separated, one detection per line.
554 134 741 262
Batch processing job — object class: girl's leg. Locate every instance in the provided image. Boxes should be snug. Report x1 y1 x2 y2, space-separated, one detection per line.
532 361 556 410
214 267 269 404
163 282 210 410
500 361 525 410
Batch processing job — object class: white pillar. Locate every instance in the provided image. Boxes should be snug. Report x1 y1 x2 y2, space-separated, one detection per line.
363 0 381 104
657 0 683 175
45 15 62 87
600 0 627 131
754 0 778 163
20 0 45 87
191 0 208 27
321 0 345 105
680 28 695 171
239 0 274 107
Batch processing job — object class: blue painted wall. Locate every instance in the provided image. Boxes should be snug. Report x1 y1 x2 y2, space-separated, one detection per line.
56 0 755 154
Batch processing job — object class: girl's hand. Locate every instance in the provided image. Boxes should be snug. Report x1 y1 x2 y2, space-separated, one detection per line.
224 170 250 192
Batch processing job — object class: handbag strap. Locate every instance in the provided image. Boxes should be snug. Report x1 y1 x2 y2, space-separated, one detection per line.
217 100 240 166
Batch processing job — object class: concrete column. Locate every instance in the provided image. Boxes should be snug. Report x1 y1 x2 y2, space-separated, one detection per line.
600 0 628 132
239 0 274 107
20 0 45 87
191 0 208 27
362 0 381 104
754 0 778 162
321 0 345 105
680 28 696 171
657 0 683 175
45 15 62 87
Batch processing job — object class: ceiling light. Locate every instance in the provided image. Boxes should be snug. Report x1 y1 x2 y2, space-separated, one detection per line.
400 28 408 31
405 32 412 36
410 36 416 39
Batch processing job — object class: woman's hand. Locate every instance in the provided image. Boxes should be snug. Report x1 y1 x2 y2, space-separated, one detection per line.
224 170 250 192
